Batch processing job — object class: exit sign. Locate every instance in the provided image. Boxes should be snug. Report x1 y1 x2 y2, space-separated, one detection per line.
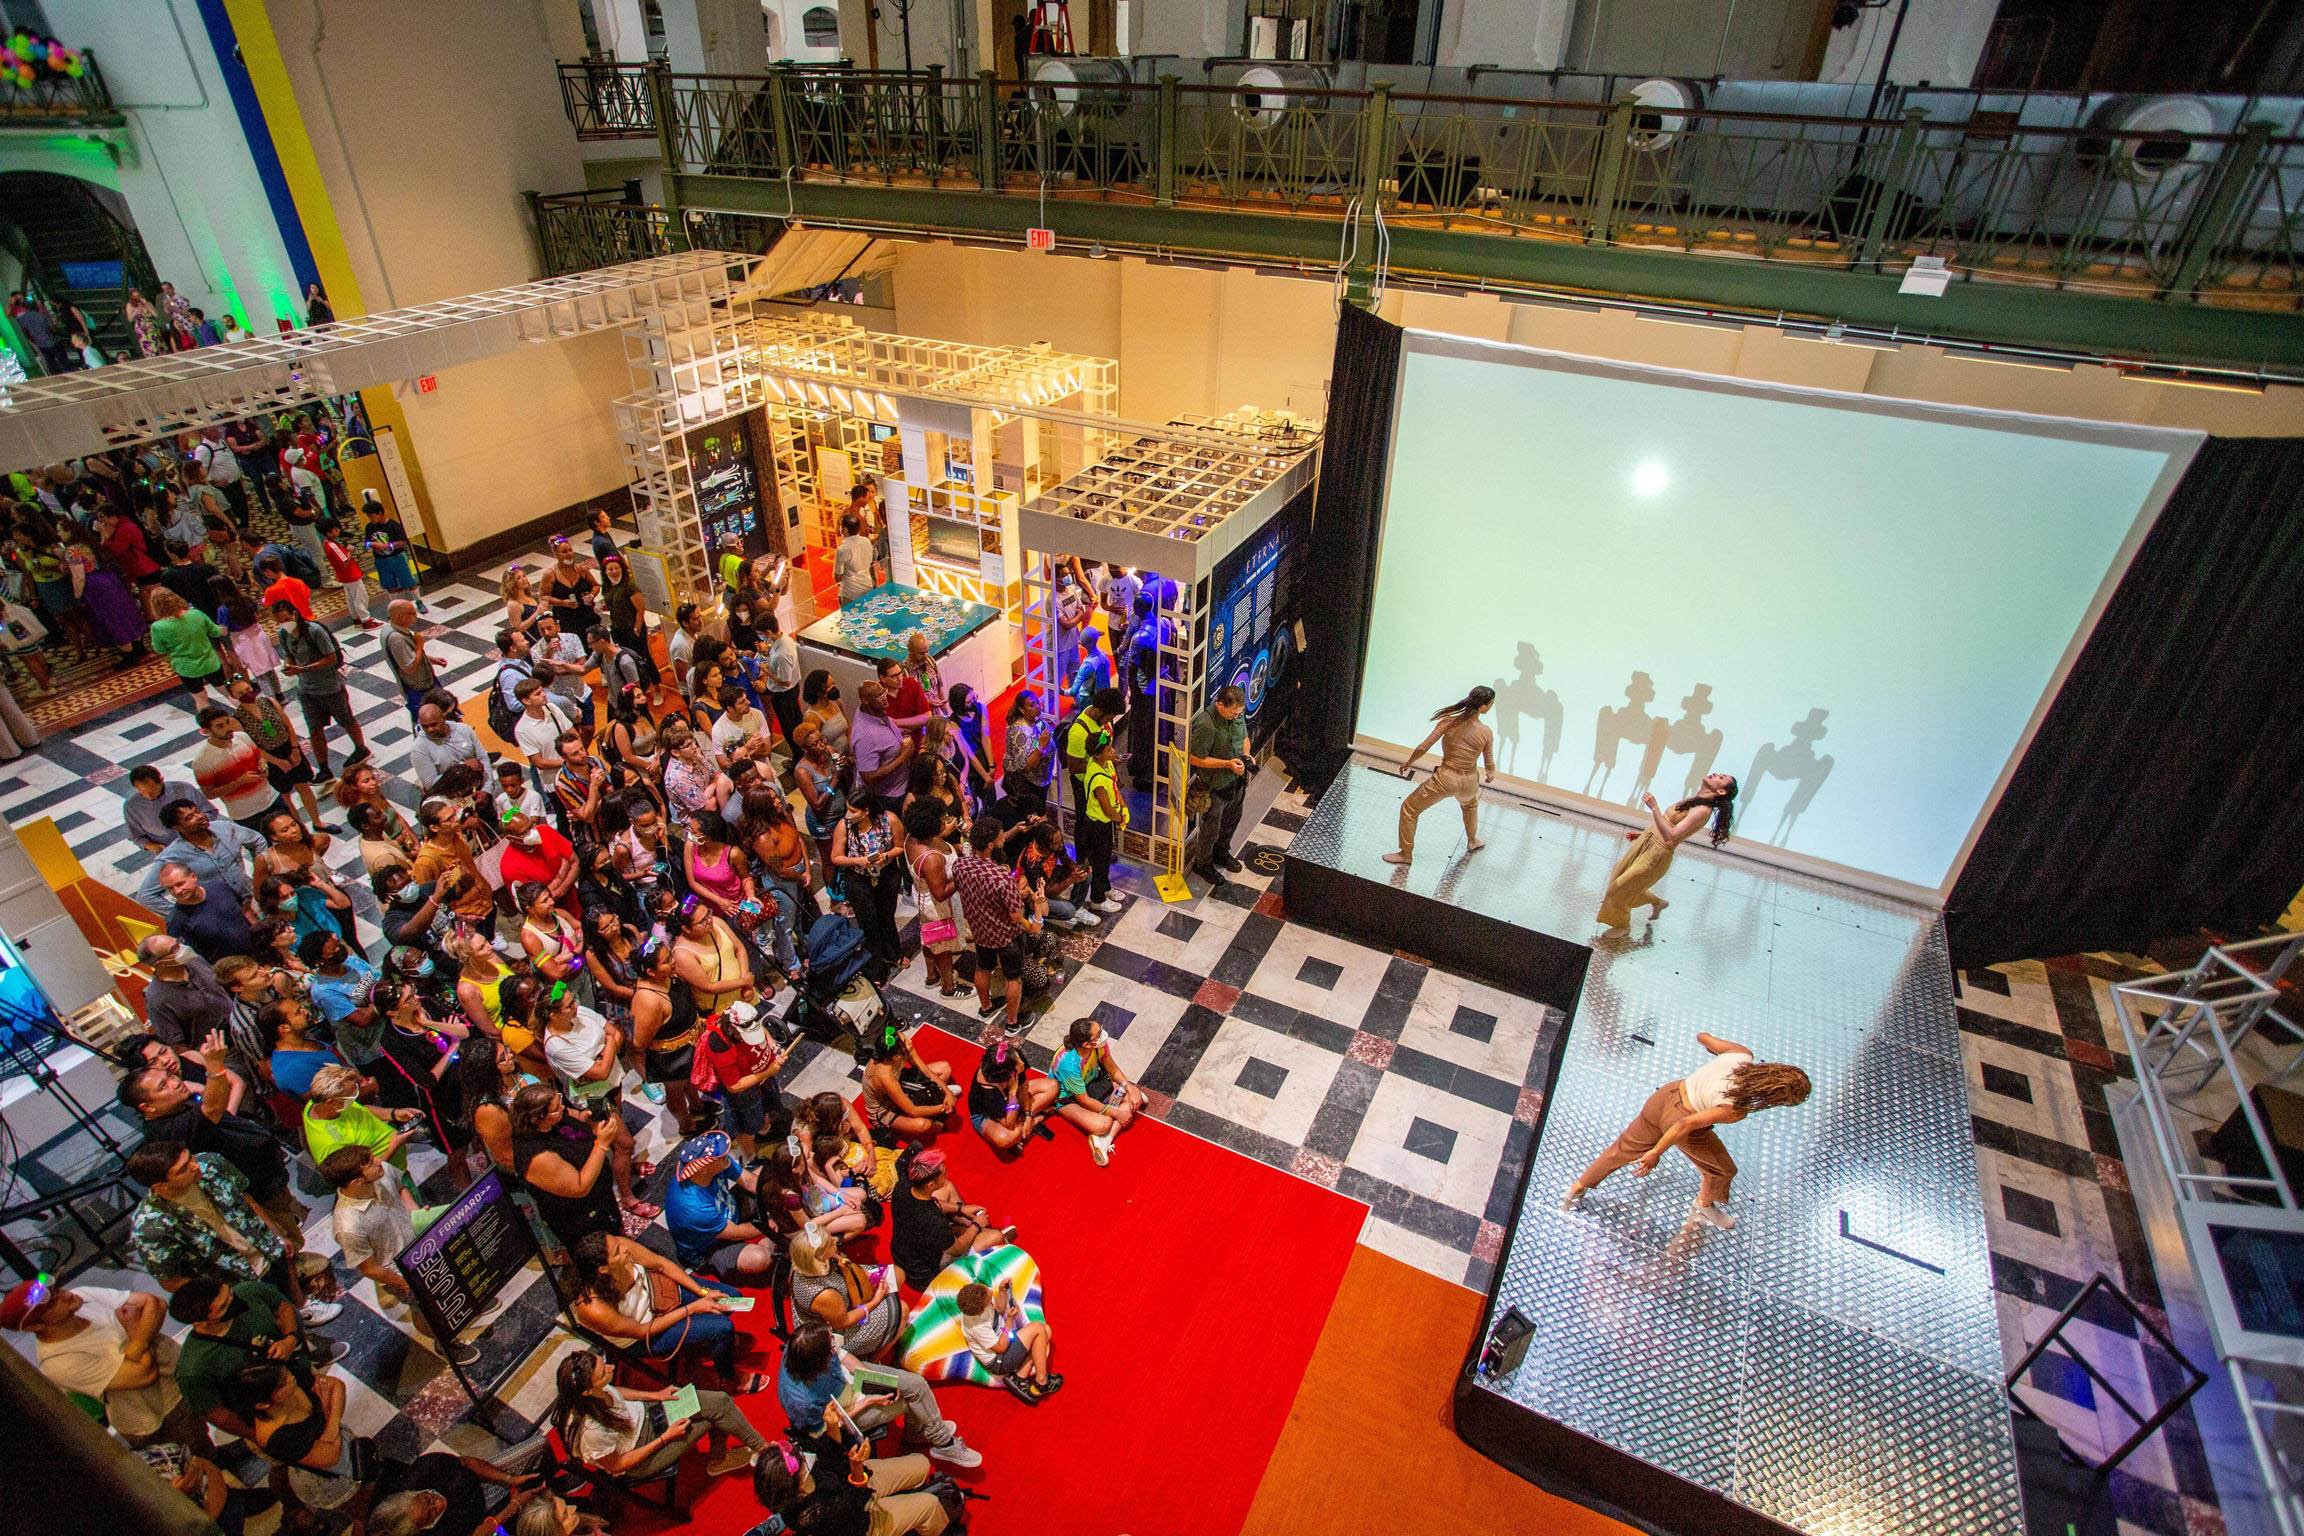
1025 227 1055 251
416 374 437 393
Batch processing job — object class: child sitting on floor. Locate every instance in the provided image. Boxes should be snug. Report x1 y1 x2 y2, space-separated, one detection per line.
956 1280 1060 1403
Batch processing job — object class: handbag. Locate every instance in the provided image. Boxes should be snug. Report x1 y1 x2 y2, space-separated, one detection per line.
1184 778 1212 818
919 916 958 946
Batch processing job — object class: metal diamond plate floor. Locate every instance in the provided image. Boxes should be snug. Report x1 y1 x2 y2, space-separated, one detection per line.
1299 764 2022 1536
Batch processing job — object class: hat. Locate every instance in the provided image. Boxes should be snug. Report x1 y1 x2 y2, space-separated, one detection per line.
677 1131 731 1180
906 1147 947 1182
0 1278 49 1330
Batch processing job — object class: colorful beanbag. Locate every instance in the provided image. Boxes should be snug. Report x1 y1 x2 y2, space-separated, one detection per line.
898 1243 1045 1386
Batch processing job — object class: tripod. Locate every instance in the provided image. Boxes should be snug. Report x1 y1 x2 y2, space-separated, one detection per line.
0 991 137 1281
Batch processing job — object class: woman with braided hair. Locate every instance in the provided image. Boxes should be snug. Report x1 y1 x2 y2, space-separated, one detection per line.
1562 1031 1810 1230
1595 772 1737 932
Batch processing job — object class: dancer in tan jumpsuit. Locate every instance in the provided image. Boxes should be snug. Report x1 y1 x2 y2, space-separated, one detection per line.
1595 773 1738 931
1383 686 1497 866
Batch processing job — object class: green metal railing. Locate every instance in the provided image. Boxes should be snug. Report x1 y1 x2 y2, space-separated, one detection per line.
559 60 655 138
546 63 2304 318
527 188 675 272
0 49 121 127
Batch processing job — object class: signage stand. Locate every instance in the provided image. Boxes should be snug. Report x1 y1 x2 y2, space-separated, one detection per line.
395 1170 581 1427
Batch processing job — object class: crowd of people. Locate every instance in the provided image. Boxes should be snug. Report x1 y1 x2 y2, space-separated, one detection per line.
5 280 332 377
7 476 1275 1535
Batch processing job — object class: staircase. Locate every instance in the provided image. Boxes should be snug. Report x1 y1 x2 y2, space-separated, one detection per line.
0 172 160 361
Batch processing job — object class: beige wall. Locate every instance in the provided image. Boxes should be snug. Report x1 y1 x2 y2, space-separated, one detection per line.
886 240 2304 437
262 0 633 550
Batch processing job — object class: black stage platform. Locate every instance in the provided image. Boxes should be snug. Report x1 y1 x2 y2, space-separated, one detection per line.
1285 763 2021 1536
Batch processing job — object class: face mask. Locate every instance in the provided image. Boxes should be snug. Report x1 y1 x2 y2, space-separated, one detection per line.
392 882 433 907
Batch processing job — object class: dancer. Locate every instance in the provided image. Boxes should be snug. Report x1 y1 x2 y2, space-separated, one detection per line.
1594 773 1736 932
1383 686 1496 866
1562 1031 1809 1229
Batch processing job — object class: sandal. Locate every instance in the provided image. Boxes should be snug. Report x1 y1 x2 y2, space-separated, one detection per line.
624 1199 662 1220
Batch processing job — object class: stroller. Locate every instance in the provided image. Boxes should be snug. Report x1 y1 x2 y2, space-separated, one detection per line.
786 910 889 1064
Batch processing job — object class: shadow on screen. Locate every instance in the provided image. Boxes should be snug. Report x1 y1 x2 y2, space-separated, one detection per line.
1495 642 1563 783
1586 670 1661 802
1634 683 1725 804
1745 707 1836 847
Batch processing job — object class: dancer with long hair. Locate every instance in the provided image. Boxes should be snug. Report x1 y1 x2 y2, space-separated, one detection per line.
1562 1031 1810 1229
1383 685 1497 866
1595 773 1736 931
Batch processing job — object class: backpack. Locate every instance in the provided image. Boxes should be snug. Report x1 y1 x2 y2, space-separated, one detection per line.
615 642 660 694
487 660 529 742
802 911 871 993
277 541 324 587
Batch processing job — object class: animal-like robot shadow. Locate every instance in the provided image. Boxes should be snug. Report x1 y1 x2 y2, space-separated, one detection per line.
1587 673 1722 805
1746 707 1836 845
1494 642 1563 782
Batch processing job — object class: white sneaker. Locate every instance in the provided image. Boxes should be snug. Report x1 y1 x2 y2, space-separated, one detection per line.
1095 894 1126 913
1690 1201 1736 1230
929 1436 983 1469
298 1299 343 1326
1066 910 1102 930
1088 1132 1113 1167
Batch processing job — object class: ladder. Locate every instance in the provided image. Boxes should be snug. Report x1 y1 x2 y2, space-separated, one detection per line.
1028 0 1072 56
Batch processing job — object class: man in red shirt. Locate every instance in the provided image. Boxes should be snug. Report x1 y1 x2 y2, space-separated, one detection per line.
256 555 312 621
497 811 580 915
189 707 289 831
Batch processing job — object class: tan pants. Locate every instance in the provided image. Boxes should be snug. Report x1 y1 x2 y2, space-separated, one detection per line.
864 1453 951 1536
1578 1080 1737 1207
1596 828 1673 927
1398 770 1477 859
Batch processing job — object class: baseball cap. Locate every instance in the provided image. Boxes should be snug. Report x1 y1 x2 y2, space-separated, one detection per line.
678 1131 731 1179
0 1275 53 1330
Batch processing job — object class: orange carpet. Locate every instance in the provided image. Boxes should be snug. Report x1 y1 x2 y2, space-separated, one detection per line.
1241 1245 1638 1536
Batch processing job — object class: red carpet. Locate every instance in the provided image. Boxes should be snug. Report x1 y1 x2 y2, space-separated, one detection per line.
649 1025 1369 1535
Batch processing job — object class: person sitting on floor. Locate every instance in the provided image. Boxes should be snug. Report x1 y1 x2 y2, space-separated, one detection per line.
775 1322 980 1470
550 1347 766 1486
746 1432 954 1536
663 1130 779 1281
956 1279 1061 1404
1052 1014 1147 1167
566 1230 765 1392
858 1022 959 1141
787 1223 905 1362
966 1036 1058 1154
803 1134 876 1239
889 1148 1009 1288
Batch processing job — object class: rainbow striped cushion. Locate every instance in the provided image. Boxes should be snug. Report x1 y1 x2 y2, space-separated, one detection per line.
898 1244 1045 1386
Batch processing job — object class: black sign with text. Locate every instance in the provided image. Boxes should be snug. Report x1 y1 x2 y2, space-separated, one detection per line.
393 1169 535 1342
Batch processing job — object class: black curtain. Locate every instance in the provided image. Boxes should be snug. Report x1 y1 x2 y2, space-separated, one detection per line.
1947 436 2304 970
1280 303 1404 795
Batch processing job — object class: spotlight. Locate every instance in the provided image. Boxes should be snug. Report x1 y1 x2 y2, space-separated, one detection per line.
1631 460 1669 497
1477 1306 1535 1380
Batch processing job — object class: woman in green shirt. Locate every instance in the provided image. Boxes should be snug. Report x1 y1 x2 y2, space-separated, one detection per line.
147 587 232 708
302 1064 422 1172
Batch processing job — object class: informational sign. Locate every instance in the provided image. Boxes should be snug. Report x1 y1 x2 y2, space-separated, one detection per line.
815 445 855 505
685 412 769 559
372 425 421 539
1026 227 1056 251
624 544 676 622
1204 486 1310 753
395 1169 535 1345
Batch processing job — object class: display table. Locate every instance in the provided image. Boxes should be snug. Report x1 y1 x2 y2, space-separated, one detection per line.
796 582 1011 707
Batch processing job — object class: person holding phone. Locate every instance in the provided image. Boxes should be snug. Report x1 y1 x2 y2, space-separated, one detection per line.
774 1322 981 1469
957 1279 1061 1403
1185 684 1253 889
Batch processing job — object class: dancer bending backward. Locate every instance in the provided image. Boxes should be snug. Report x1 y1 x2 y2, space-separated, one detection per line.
1595 774 1737 932
1384 687 1496 866
1563 1032 1809 1229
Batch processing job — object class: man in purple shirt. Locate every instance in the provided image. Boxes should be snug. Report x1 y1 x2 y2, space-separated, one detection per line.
848 679 914 812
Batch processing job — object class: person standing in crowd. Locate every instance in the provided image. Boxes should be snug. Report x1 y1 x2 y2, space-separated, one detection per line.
382 601 443 718
155 863 263 964
1595 774 1739 934
190 706 297 834
318 520 375 630
408 702 483 794
833 512 877 604
1077 735 1128 912
272 603 369 785
136 935 236 1058
953 817 1032 1036
1562 1031 1811 1229
998 691 1053 819
124 1141 339 1326
849 681 913 811
147 589 233 709
1184 684 1252 889
304 283 334 326
321 1147 482 1366
1385 685 1497 868
123 769 218 859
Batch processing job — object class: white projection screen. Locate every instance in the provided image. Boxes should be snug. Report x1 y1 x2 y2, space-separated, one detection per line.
1354 332 2202 898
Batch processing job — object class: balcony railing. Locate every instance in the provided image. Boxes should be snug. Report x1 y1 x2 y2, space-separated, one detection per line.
528 188 674 274
551 64 2304 314
0 50 120 127
559 60 655 139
